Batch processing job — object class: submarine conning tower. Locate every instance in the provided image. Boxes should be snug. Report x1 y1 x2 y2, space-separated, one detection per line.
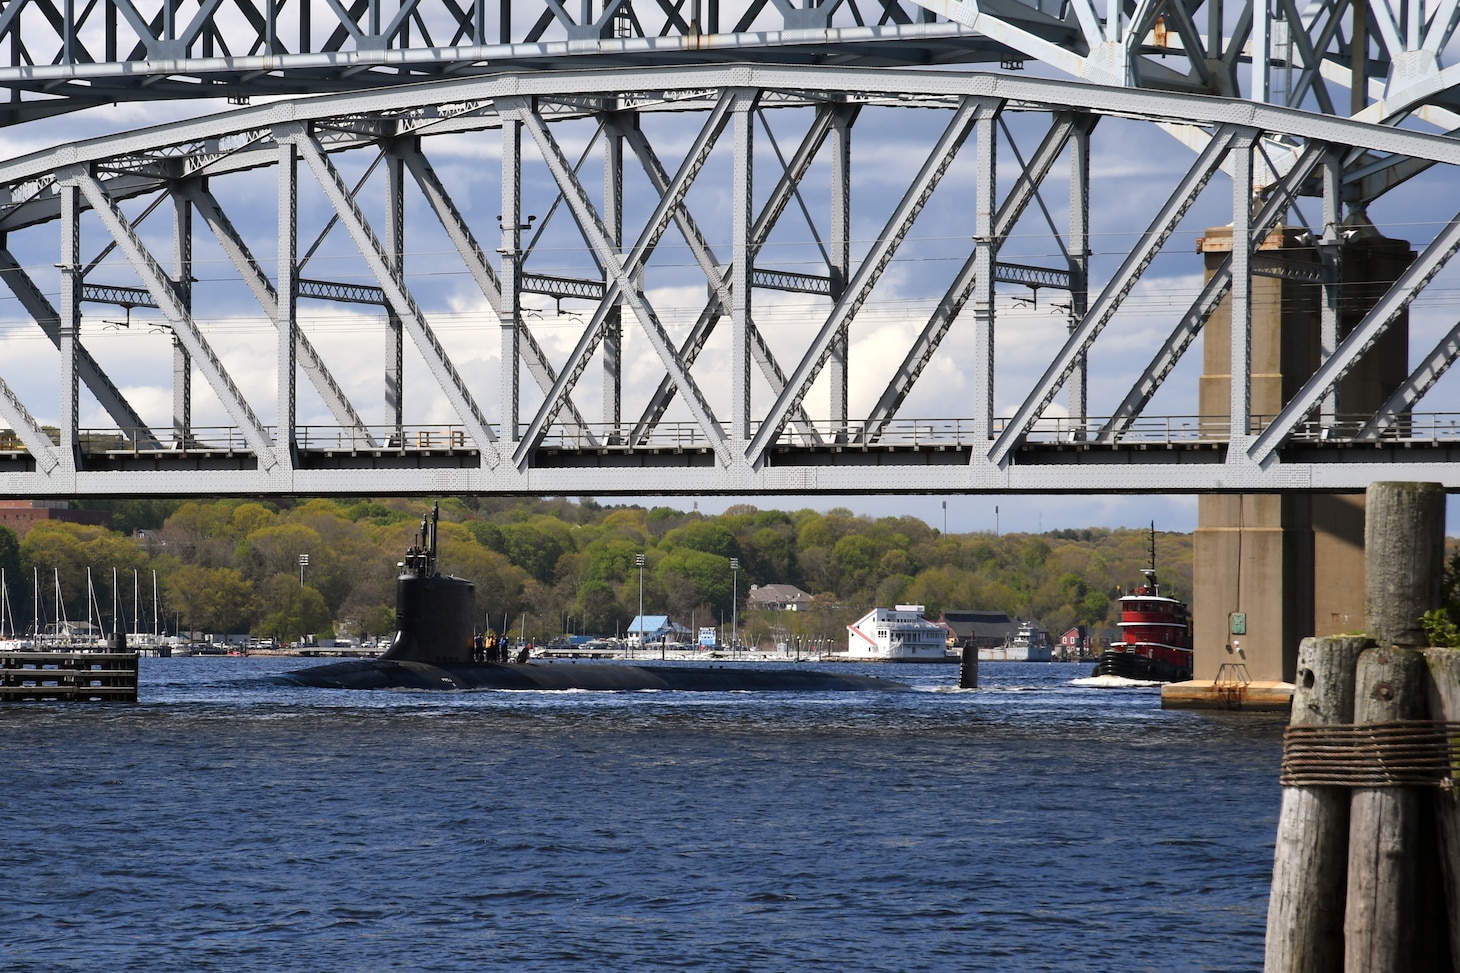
380 502 476 666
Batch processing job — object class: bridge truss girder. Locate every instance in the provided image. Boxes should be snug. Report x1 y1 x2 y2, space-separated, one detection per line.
1 0 1459 148
1 66 1460 498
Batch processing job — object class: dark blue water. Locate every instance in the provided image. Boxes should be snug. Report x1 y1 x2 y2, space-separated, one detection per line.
1 658 1284 972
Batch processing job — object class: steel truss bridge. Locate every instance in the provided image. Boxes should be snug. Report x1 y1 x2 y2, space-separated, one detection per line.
2 0 1460 496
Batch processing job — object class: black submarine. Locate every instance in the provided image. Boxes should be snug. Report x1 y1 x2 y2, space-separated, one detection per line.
281 504 905 693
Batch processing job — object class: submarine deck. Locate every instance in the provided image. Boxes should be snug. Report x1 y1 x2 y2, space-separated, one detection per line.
281 659 907 692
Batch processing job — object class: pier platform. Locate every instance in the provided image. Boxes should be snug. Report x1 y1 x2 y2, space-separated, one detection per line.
0 651 139 702
1160 679 1293 712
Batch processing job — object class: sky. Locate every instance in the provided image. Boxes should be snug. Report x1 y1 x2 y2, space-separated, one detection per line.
0 68 1457 537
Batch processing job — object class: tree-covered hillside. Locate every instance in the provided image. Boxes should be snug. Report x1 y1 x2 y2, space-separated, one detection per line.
2 497 1193 645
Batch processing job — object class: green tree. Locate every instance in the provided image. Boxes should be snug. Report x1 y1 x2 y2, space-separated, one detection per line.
0 525 18 586
465 520 506 553
654 548 733 618
1078 591 1113 628
166 566 257 634
500 520 570 582
661 520 739 560
21 522 146 627
574 579 621 634
235 523 324 584
743 525 796 584
832 533 885 594
436 529 531 624
578 538 642 585
228 502 278 539
255 573 332 644
353 602 398 640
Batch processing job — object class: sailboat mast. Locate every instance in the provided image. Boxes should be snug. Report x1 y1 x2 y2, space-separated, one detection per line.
152 570 159 638
87 566 104 640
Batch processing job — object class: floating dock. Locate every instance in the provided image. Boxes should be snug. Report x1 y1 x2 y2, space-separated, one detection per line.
0 650 139 702
1160 678 1293 711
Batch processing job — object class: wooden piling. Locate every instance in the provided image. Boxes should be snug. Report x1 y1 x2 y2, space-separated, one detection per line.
1265 634 1367 973
1424 647 1460 966
1344 646 1428 973
1347 483 1448 972
1364 481 1445 649
1266 482 1452 971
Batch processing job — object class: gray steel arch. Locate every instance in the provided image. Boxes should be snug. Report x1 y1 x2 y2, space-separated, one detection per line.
1 65 1460 498
0 0 1458 135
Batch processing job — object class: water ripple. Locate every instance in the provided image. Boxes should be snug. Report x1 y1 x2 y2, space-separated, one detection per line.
0 657 1282 972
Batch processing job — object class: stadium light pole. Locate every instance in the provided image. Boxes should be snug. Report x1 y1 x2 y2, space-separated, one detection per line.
635 552 645 659
730 557 740 654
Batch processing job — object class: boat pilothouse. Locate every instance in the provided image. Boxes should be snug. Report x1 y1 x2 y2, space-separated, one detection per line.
1094 528 1193 683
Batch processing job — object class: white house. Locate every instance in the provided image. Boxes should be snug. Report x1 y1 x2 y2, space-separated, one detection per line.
845 605 949 662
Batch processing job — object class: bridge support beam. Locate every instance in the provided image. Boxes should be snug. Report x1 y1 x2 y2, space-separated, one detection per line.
1192 224 1413 684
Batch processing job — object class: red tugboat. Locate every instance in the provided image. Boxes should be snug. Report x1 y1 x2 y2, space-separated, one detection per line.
1093 527 1193 683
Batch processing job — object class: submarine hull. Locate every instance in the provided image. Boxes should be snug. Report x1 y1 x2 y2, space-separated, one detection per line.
289 503 905 693
281 658 904 692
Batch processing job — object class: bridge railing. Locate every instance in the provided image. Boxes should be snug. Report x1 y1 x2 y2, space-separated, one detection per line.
3 414 1459 457
294 426 470 451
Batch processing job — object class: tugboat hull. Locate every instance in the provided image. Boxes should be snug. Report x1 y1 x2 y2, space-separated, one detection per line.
1093 650 1191 684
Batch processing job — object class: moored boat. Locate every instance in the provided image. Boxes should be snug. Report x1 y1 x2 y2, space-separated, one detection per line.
980 619 1052 662
1093 528 1193 683
844 605 951 662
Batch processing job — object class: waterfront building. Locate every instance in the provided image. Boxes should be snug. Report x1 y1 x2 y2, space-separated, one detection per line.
0 500 111 535
933 609 1020 650
625 614 692 645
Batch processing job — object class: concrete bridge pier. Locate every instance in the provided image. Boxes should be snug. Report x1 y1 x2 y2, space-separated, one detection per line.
1169 223 1413 707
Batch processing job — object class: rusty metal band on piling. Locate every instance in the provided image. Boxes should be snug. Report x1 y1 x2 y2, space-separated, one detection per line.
1280 720 1460 788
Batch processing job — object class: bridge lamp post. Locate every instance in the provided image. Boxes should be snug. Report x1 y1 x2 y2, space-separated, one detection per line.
635 553 645 659
730 557 740 653
298 553 309 587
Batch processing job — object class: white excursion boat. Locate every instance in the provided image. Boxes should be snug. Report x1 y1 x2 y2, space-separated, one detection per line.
845 605 951 662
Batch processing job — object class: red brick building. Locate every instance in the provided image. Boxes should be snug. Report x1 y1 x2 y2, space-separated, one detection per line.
0 500 111 536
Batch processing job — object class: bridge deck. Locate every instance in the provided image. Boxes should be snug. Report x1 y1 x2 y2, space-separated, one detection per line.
0 416 1453 490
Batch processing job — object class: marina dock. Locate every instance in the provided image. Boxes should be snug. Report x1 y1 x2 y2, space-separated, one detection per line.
0 650 139 702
